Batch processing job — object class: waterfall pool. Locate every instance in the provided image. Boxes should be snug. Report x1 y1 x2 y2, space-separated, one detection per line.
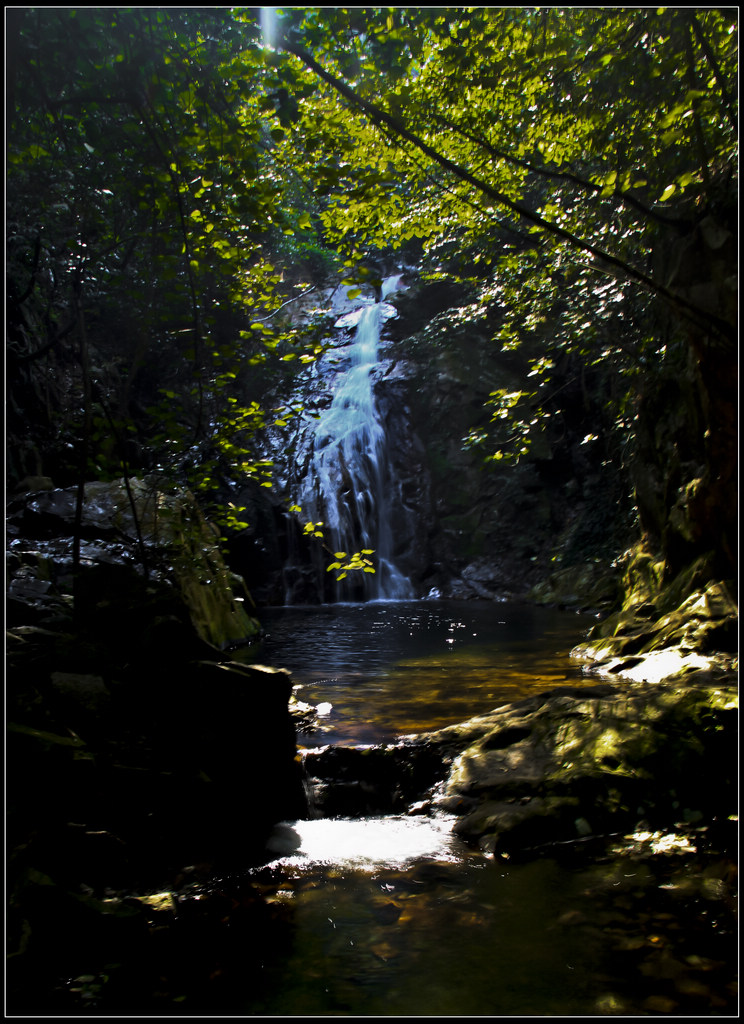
224 600 738 1017
245 599 599 745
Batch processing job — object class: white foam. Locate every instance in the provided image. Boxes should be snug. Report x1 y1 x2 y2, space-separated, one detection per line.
265 815 460 870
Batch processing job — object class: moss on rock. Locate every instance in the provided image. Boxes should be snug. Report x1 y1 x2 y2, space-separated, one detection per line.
427 673 737 854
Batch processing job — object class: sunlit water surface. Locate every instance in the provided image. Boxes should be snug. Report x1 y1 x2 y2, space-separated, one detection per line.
228 601 737 1017
246 599 598 745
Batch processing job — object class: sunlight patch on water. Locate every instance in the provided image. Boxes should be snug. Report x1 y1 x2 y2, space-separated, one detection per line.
264 815 463 871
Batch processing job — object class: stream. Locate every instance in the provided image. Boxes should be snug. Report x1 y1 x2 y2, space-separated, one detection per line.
226 600 738 1017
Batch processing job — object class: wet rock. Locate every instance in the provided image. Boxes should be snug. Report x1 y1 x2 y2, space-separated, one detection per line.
453 560 510 601
453 795 582 853
11 475 55 495
302 741 450 818
50 672 111 716
528 562 620 612
423 674 737 853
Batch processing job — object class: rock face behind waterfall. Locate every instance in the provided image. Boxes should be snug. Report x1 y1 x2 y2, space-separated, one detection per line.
230 273 630 607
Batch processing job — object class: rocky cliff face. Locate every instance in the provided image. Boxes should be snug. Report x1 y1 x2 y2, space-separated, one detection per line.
636 211 738 587
227 221 735 624
7 476 260 649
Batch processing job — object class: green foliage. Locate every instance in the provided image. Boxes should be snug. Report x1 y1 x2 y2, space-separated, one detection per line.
7 7 737 585
6 8 336 503
240 6 735 516
276 8 735 326
326 550 376 582
290 505 376 581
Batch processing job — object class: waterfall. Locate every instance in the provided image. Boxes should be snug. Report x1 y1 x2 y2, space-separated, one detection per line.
296 275 414 602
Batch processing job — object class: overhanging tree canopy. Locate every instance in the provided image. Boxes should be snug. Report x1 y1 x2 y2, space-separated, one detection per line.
268 6 737 577
273 7 736 337
6 6 738 579
7 8 335 499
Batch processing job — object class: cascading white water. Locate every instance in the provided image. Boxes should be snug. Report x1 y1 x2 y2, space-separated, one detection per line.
297 275 414 601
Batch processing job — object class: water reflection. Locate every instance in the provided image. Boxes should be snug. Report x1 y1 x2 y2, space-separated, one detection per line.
235 599 736 1017
247 835 737 1017
245 599 596 744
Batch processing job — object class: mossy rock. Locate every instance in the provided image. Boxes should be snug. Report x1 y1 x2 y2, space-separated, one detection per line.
574 538 737 667
429 675 737 850
528 562 620 610
8 478 260 651
579 578 737 665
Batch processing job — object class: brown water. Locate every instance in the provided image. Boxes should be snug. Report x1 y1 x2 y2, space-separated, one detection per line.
242 829 737 1017
247 599 599 744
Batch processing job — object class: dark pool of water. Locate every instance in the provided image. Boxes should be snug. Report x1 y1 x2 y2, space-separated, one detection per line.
242 828 737 1017
245 599 599 744
228 599 737 1017
13 601 737 1017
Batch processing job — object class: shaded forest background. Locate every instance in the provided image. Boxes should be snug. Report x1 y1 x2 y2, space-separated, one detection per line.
7 6 738 605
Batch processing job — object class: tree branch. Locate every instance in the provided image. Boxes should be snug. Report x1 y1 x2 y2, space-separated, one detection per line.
281 40 735 345
428 111 690 231
250 284 317 322
687 11 738 136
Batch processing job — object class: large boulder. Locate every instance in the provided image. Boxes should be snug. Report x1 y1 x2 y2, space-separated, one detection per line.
6 477 305 894
7 477 260 650
428 671 737 854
